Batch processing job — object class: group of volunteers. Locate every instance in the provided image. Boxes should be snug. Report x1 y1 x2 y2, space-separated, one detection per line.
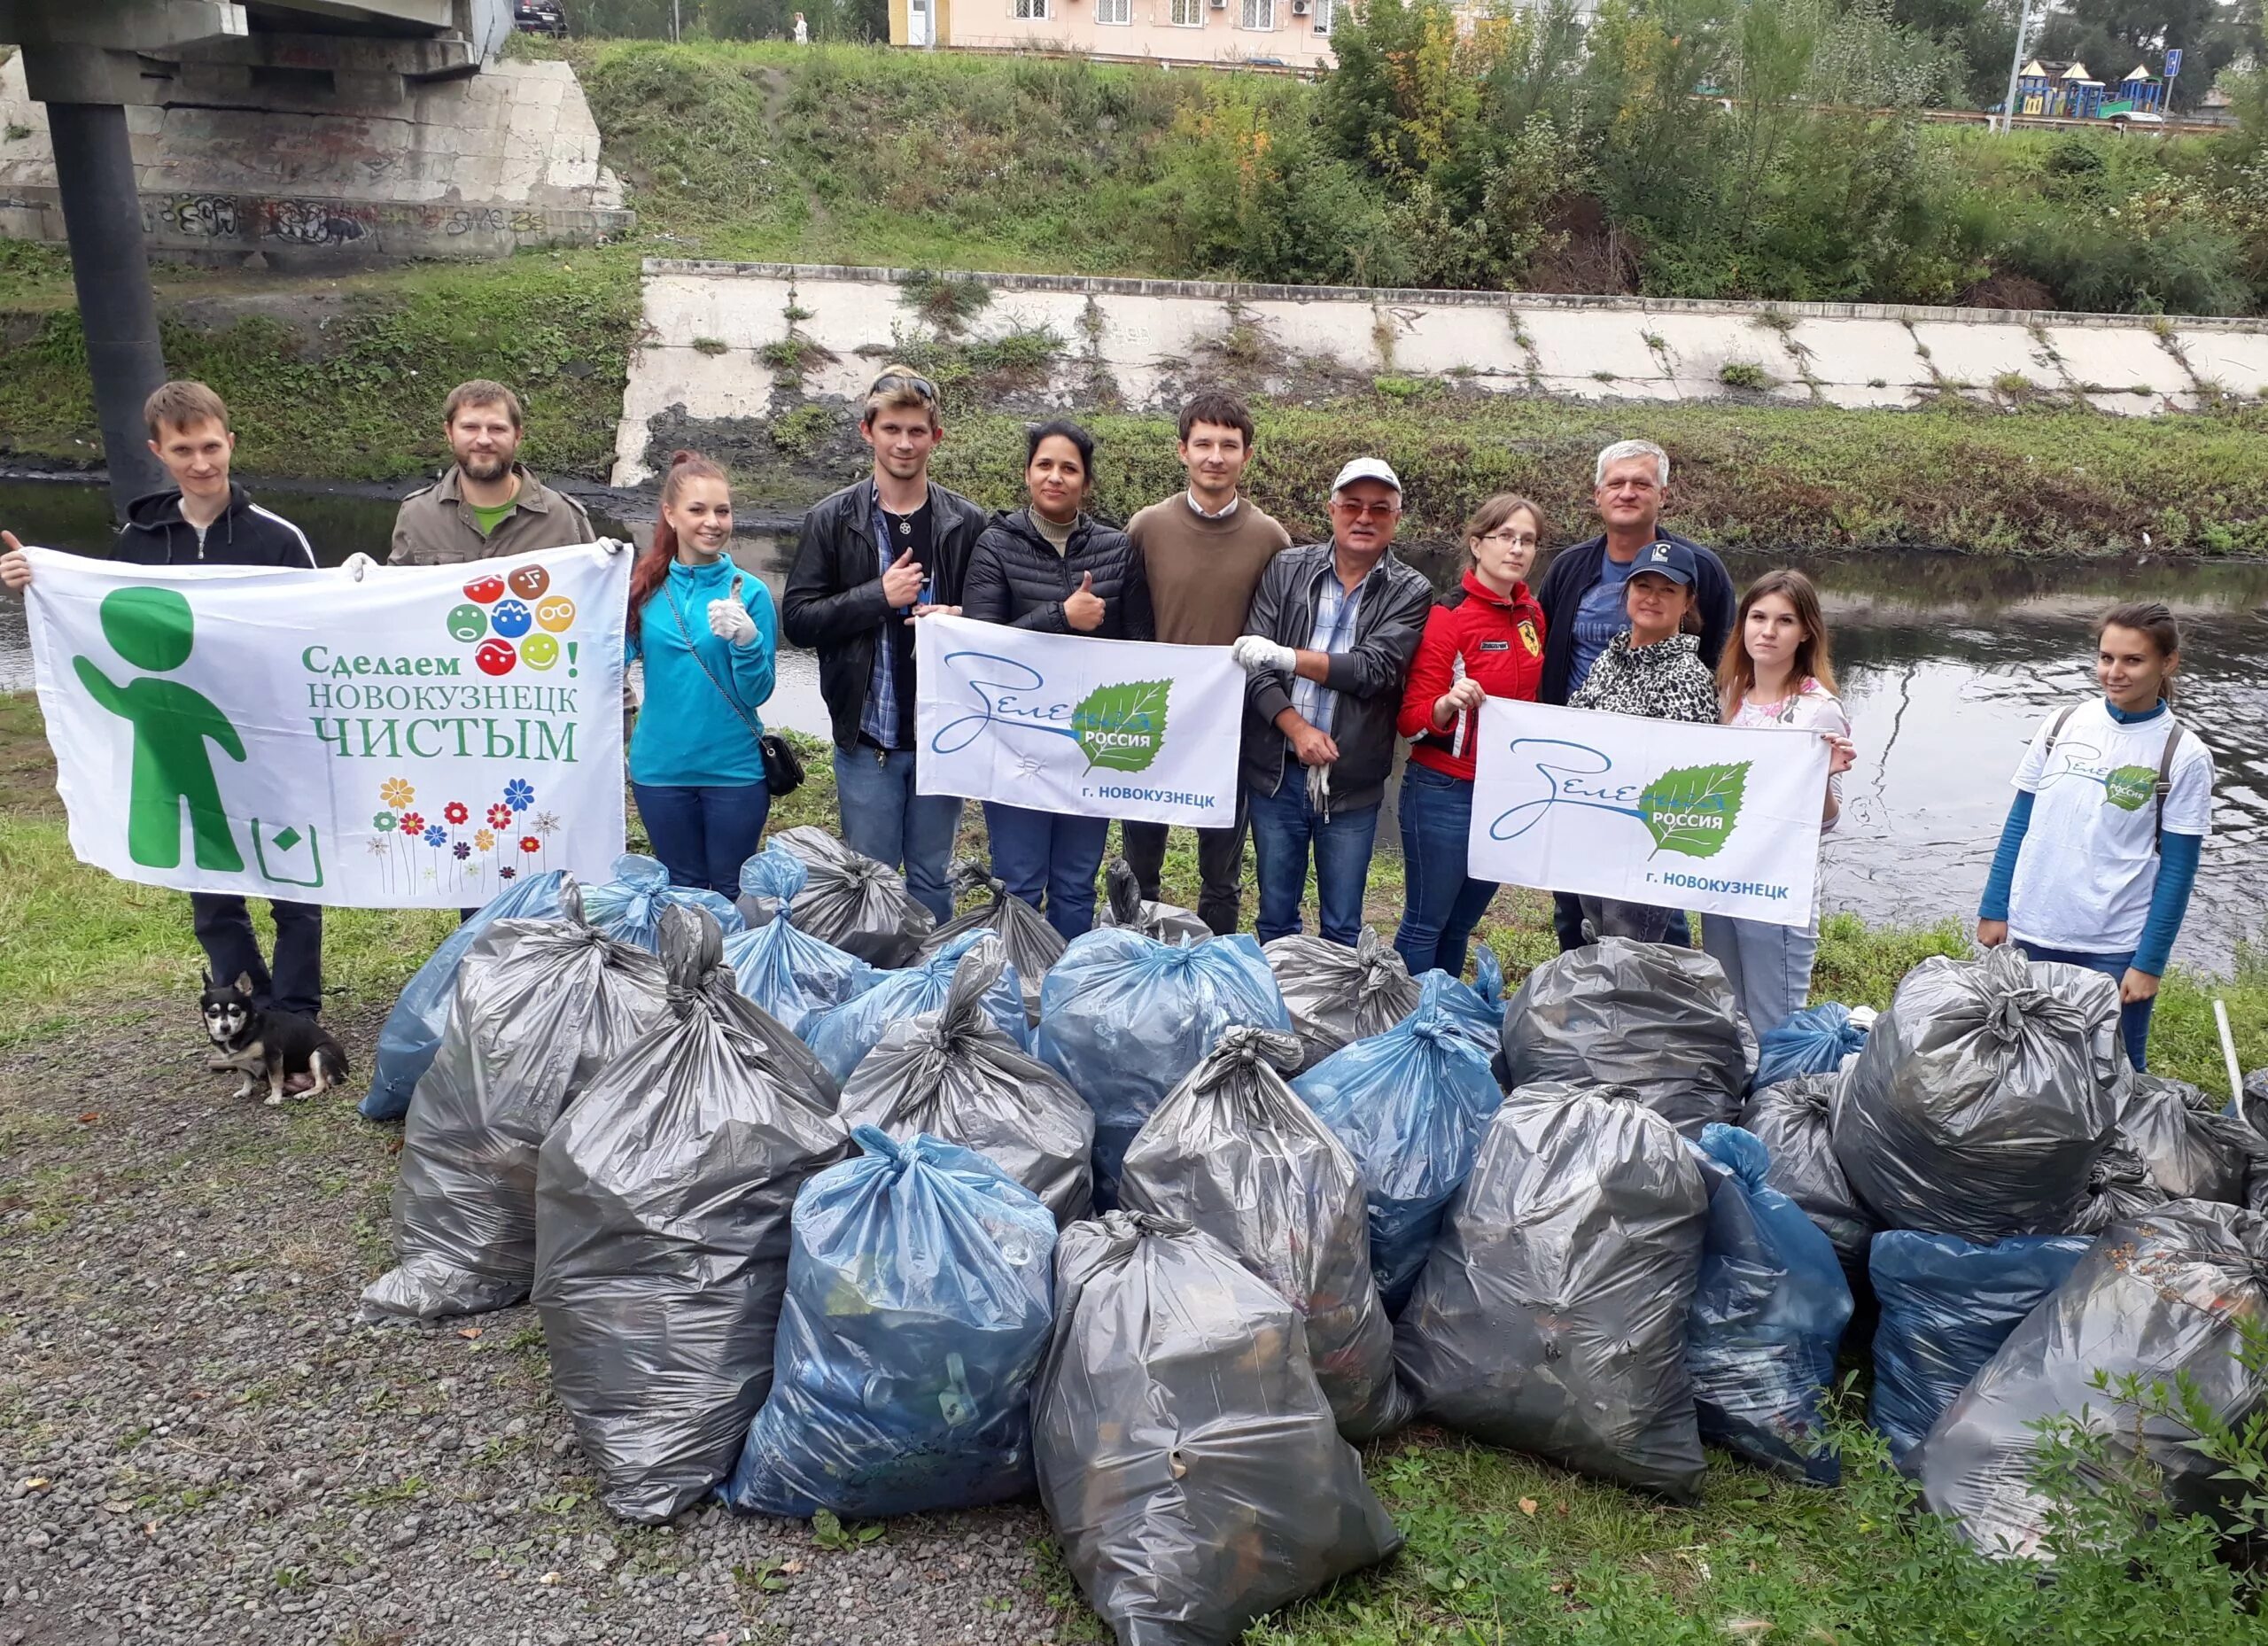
0 366 2218 1069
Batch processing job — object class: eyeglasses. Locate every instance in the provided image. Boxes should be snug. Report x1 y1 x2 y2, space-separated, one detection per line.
1478 528 1537 547
1331 499 1401 520
867 370 939 403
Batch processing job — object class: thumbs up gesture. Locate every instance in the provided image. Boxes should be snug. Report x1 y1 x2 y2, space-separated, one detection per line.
707 575 757 647
1063 570 1106 633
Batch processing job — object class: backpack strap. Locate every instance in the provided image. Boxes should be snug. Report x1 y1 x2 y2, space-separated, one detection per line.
2153 721 2181 852
2043 703 2080 752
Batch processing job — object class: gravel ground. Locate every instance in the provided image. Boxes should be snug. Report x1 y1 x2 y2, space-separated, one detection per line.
0 997 1082 1646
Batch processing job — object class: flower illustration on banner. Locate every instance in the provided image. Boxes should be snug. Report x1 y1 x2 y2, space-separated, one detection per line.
486 804 514 830
504 778 536 812
444 801 470 826
366 838 391 858
373 810 397 833
379 777 416 810
532 811 560 837
453 841 472 861
423 825 447 847
474 829 495 852
500 866 517 881
399 811 425 835
519 835 542 854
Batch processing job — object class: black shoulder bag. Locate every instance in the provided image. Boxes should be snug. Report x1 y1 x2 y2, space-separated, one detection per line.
662 582 804 797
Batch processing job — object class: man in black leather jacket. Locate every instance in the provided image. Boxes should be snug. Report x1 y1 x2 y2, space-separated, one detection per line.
780 369 988 922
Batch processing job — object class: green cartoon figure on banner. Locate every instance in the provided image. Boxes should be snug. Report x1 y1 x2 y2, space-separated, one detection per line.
72 586 246 872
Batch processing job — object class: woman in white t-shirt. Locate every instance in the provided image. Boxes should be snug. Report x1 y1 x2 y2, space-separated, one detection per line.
1702 570 1856 1037
1976 602 2214 1071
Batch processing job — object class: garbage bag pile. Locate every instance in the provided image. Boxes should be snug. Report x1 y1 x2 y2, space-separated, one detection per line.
920 859 1067 1026
1866 1230 2093 1463
1264 928 1423 1073
1752 1002 1870 1091
1396 1081 1712 1501
724 1129 1055 1520
1034 1211 1403 1646
1686 1123 1853 1483
1915 1200 2268 1559
361 869 568 1122
770 826 936 967
1499 939 1751 1138
1833 947 2127 1242
1037 928 1292 1210
1095 857 1210 942
1294 992 1503 1316
1120 1026 1408 1440
361 883 672 1323
2118 1072 2260 1203
2069 1132 2171 1234
1736 1073 1875 1280
533 905 849 1524
838 936 1095 1224
721 849 882 1039
806 928 1029 1085
583 852 743 951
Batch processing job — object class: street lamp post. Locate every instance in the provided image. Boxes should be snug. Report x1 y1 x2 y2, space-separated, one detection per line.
2000 0 2037 135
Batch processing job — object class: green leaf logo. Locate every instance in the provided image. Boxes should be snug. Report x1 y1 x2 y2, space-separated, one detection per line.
1638 761 1749 859
1073 679 1170 773
2101 765 2156 811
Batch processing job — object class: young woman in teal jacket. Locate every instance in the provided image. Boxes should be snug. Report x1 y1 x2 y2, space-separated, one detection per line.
625 450 779 893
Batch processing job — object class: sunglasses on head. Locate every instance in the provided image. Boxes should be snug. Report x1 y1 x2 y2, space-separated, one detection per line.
868 370 939 403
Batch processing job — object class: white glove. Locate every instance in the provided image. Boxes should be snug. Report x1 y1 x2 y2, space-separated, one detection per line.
596 536 633 556
707 586 757 647
340 552 378 582
1232 635 1296 674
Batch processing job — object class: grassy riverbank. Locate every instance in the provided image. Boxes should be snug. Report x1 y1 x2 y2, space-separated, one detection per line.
4 687 2267 1642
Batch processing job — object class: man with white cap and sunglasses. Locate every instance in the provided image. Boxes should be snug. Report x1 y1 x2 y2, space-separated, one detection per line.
1230 456 1432 945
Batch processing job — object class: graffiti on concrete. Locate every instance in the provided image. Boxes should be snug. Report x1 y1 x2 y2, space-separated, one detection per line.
155 194 241 238
127 190 632 258
262 198 370 246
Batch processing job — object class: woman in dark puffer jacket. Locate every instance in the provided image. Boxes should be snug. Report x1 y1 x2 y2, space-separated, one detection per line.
961 419 1154 940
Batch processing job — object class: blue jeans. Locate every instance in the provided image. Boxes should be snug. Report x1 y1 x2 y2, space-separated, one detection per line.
981 802 1109 942
633 780 771 897
832 745 964 924
1700 912 1821 1040
2016 940 2154 1070
1393 764 1499 979
1248 780 1381 946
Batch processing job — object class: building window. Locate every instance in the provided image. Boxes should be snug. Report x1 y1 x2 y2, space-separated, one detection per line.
1170 0 1202 21
1014 0 1048 18
1097 0 1130 19
1241 0 1273 27
1311 0 1332 27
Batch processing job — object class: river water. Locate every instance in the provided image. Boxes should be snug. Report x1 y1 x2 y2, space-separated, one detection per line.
5 476 2265 972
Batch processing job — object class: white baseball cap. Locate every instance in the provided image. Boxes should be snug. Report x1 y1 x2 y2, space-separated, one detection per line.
1331 456 1402 496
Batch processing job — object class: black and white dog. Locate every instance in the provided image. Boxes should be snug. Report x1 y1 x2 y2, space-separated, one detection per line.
200 973 349 1106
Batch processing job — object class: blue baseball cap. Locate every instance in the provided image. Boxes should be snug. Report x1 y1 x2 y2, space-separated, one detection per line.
1632 538 1697 586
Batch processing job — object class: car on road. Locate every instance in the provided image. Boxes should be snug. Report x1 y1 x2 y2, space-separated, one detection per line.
513 0 565 33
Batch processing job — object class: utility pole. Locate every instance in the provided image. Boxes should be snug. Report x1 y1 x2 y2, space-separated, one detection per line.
672 1 681 43
2000 0 2037 135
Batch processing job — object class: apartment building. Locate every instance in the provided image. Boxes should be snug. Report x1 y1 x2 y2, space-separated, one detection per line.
888 0 1341 70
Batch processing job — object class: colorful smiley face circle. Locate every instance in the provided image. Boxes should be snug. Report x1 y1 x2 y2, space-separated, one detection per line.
508 563 550 601
520 633 561 671
447 603 489 643
535 594 577 633
463 575 506 605
475 639 517 676
488 597 533 639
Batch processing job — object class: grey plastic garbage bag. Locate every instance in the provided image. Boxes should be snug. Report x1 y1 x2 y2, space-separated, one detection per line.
1832 947 2127 1242
2119 1072 2258 1204
1264 928 1422 1073
362 869 569 1122
1097 857 1211 942
1737 1073 1875 1278
722 1129 1056 1520
839 935 1095 1224
1033 1211 1403 1646
1394 1082 1711 1501
1867 1229 2093 1464
1120 1026 1408 1440
1036 928 1293 1210
2070 1132 2172 1234
1915 1200 2268 1560
583 852 743 950
533 905 850 1524
1499 938 1749 1138
807 928 1029 1085
919 859 1067 1026
770 825 936 968
361 884 671 1324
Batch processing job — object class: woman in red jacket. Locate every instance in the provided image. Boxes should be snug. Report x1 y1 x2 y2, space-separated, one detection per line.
1391 493 1548 978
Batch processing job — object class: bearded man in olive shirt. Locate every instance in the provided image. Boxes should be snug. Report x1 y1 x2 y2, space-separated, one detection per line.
1121 389 1290 936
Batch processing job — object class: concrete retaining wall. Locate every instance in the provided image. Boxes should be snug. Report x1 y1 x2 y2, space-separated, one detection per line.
614 259 2268 485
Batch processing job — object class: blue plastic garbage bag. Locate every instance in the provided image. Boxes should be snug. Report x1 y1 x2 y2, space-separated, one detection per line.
583 853 743 951
1296 998 1503 1316
723 1129 1056 1519
361 869 568 1121
1687 1123 1854 1483
807 928 1028 1085
1409 967 1503 1059
1868 1229 2093 1464
722 856 882 1041
1754 1003 1868 1091
1035 928 1293 1211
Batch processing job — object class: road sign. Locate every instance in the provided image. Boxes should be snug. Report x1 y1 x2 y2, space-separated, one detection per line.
2166 47 2183 79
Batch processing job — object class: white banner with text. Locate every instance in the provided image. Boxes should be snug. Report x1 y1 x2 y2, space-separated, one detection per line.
1466 699 1829 927
913 613 1242 827
25 542 628 907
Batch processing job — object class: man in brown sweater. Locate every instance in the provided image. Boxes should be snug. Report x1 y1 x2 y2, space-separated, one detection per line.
1121 389 1291 936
